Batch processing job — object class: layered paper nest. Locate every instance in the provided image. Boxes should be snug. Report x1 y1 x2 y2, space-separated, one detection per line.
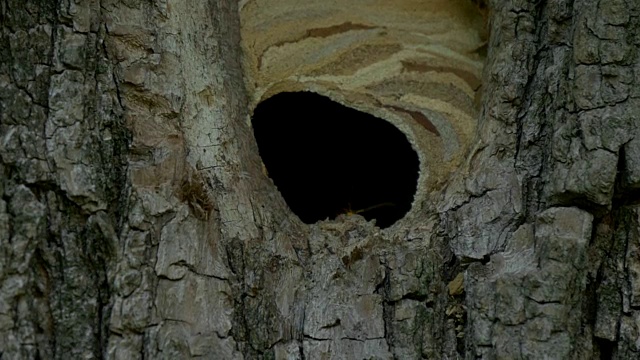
241 0 487 195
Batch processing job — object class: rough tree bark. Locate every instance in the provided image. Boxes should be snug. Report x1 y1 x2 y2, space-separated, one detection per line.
1 0 639 359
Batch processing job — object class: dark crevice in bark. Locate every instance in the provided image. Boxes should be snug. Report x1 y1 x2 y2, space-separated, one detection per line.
553 142 640 215
41 193 112 358
377 265 394 355
302 334 329 342
587 134 636 358
0 0 5 26
225 240 254 358
97 263 111 359
514 0 557 226
596 337 616 360
97 30 131 237
299 329 306 360
584 250 604 324
444 247 464 276
441 247 466 356
455 293 467 355
614 146 640 208
102 24 125 110
32 248 54 358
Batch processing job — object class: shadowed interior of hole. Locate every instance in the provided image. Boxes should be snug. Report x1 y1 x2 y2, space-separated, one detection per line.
251 91 420 228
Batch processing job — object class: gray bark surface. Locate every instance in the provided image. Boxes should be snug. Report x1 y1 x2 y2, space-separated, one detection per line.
1 0 639 359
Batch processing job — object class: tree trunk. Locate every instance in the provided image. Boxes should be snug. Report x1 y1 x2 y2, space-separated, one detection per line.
1 0 639 359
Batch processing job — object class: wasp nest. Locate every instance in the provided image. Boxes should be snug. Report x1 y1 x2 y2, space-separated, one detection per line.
241 0 487 199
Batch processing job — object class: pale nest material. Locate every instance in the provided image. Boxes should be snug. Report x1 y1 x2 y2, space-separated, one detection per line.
241 0 487 198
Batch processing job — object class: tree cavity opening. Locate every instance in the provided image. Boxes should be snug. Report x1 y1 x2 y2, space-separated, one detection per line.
251 92 420 228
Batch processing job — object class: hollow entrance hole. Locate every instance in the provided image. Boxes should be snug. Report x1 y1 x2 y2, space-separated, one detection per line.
251 92 419 228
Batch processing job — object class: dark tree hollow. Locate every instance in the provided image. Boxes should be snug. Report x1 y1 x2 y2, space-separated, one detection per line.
251 92 420 228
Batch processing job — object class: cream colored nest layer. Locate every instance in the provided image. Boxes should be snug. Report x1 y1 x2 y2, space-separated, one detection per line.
241 0 487 193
